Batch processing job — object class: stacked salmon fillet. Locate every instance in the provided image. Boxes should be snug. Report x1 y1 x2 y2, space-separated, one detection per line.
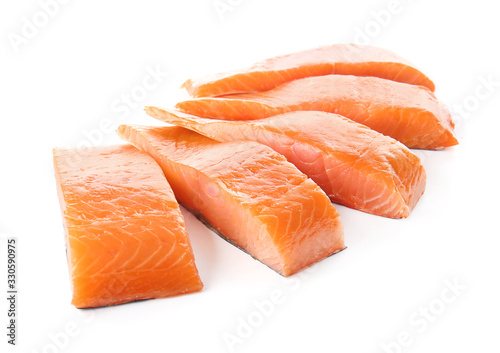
53 44 458 308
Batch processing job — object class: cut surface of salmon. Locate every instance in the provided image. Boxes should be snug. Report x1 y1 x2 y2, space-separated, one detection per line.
117 125 344 276
53 145 203 308
176 75 458 150
182 43 435 97
146 108 426 218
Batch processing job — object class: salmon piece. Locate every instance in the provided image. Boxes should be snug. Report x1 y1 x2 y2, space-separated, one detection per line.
53 145 203 308
117 125 344 276
182 43 435 97
176 75 458 150
146 108 426 218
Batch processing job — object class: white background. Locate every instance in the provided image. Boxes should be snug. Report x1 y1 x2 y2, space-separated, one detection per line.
1 1 499 352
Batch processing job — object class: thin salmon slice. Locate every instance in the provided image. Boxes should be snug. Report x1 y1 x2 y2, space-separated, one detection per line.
53 145 203 308
117 125 344 276
146 108 426 218
182 43 435 97
176 75 458 150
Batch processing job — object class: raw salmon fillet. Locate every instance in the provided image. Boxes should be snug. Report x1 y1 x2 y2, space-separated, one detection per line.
176 75 458 150
117 125 344 276
53 145 203 308
182 43 435 97
146 108 426 218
